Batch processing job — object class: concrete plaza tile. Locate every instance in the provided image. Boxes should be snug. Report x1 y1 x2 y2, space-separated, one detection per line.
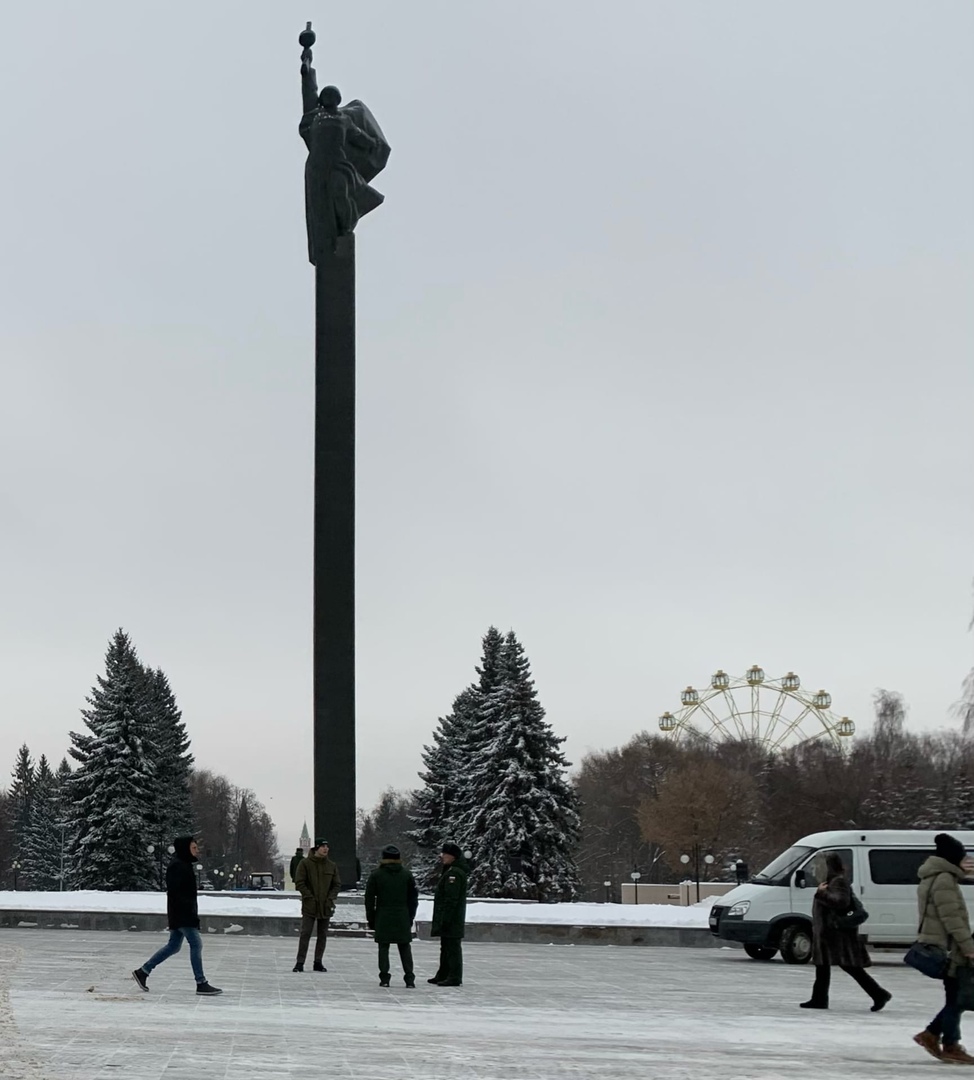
0 930 958 1078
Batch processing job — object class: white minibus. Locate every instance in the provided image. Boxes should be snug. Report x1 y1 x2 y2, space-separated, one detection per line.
709 829 974 963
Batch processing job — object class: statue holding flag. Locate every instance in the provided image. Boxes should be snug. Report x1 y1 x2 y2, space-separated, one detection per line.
298 23 391 263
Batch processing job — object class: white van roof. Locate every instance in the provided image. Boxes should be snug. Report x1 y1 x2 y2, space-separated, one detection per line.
797 829 974 848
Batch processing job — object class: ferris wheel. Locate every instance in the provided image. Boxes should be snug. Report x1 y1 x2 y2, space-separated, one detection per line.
658 666 855 751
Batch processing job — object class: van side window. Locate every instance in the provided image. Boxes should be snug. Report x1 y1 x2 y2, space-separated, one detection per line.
868 849 931 885
802 848 854 888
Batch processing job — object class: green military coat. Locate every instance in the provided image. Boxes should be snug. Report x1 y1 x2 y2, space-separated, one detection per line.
431 858 468 939
365 860 419 944
295 853 341 919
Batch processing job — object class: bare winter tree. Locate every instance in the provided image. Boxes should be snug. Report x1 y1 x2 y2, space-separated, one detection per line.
357 789 420 873
638 758 760 876
188 769 279 881
957 582 974 736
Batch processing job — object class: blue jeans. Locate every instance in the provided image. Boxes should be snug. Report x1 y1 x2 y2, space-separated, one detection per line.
929 977 962 1046
142 927 205 984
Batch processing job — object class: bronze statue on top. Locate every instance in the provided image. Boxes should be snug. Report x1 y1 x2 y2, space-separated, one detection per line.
299 23 391 263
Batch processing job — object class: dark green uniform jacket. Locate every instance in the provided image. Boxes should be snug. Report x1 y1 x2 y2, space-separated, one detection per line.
365 860 419 944
431 858 468 939
295 853 341 919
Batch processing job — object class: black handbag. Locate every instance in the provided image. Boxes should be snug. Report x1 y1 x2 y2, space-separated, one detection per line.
957 966 974 1011
829 892 869 931
904 879 950 980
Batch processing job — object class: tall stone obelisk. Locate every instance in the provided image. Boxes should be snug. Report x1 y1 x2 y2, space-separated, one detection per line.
298 22 390 888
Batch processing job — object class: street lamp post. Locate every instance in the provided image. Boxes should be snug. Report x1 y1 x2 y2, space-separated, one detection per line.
12 860 21 891
630 869 642 905
680 845 716 903
147 845 175 890
147 845 159 889
603 879 612 904
232 864 243 890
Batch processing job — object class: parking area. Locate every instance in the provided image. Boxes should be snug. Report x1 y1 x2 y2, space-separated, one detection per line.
0 931 956 1079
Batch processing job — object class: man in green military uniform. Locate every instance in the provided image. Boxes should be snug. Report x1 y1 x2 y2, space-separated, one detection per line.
429 841 468 987
365 844 419 988
293 838 341 972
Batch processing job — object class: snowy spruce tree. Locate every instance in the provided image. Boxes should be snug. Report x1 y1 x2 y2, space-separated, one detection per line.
408 627 506 883
66 630 159 890
458 631 580 901
408 687 479 884
143 666 195 844
21 756 66 891
8 744 35 865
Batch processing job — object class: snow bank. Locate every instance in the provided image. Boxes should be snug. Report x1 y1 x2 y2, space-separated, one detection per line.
0 892 711 928
430 900 711 928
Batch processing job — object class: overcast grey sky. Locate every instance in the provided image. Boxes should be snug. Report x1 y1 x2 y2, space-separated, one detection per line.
1 2 972 851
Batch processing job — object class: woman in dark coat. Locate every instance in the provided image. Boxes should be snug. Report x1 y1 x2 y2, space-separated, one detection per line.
800 851 890 1011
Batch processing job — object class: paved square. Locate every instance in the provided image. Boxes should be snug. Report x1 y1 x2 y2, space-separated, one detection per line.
0 930 958 1078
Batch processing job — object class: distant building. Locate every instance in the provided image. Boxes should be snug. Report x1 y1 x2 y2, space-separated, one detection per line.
286 821 313 891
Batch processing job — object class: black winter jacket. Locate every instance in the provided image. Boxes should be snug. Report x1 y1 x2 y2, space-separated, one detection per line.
166 837 200 930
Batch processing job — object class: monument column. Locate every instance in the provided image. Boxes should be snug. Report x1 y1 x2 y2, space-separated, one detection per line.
297 22 390 889
313 234 357 888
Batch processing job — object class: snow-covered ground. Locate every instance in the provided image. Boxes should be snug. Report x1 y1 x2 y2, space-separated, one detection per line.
0 890 711 927
0 929 946 1079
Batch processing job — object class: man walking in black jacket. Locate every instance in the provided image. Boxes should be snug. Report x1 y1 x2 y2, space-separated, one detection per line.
132 836 222 996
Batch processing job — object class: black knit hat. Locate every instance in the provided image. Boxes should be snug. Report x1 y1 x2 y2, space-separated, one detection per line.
441 842 463 859
935 833 967 867
314 837 329 849
381 845 401 860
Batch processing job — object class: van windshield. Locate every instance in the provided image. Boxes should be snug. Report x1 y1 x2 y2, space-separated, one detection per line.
751 845 815 886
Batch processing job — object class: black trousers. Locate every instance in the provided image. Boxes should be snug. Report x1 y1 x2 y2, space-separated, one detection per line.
295 916 329 964
433 937 463 984
378 941 414 979
810 963 884 1004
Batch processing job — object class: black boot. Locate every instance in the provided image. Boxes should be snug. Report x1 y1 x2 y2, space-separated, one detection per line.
404 976 415 988
196 982 223 996
871 989 892 1012
313 961 327 972
379 974 391 987
799 1000 827 1009
292 963 304 973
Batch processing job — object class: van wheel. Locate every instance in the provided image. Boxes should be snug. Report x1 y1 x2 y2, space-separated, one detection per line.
744 944 778 961
779 924 813 965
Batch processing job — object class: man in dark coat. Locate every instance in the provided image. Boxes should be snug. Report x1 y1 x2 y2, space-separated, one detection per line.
428 842 468 987
365 845 419 987
800 851 889 1011
293 838 341 972
289 847 305 884
132 836 222 995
